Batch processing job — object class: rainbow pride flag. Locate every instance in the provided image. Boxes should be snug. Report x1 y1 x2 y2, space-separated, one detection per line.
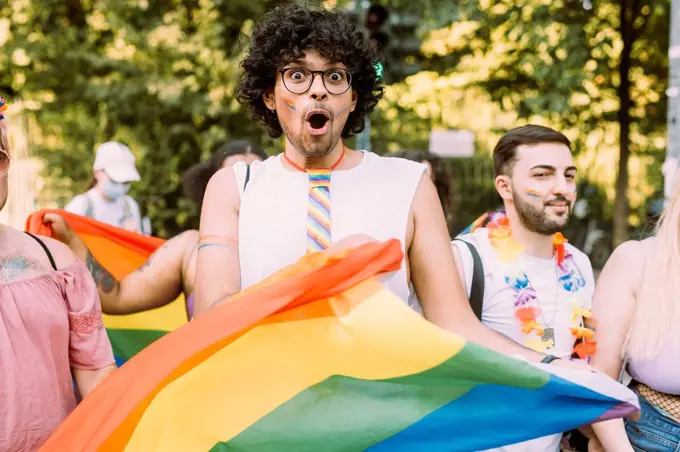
25 209 188 366
458 212 490 237
41 239 638 451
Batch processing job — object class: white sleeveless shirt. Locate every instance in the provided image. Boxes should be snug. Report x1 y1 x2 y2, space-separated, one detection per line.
234 151 426 309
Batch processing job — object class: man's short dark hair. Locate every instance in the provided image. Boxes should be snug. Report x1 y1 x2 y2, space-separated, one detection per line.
493 125 572 177
236 3 384 138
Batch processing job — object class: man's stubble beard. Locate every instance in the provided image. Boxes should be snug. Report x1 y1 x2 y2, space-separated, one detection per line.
512 188 571 236
281 121 341 159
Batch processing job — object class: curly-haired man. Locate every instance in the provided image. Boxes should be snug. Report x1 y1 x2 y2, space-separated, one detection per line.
194 4 579 368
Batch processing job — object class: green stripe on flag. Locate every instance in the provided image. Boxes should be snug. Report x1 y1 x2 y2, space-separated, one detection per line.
106 328 168 361
209 343 548 451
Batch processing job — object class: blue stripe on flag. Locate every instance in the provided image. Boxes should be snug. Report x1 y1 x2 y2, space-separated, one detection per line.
114 355 127 367
368 374 627 452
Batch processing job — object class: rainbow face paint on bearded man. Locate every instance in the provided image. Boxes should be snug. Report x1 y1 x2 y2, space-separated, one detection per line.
504 143 578 236
526 188 543 198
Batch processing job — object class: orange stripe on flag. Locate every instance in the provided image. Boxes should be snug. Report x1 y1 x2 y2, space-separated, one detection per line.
26 209 164 260
40 240 403 451
25 209 188 332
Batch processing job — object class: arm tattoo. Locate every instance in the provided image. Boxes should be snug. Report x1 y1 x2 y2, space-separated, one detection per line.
85 250 119 294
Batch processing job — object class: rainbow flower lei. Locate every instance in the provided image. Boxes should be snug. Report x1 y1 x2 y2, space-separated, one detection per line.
487 211 597 360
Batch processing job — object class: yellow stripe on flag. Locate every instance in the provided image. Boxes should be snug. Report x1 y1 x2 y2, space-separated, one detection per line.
124 280 465 451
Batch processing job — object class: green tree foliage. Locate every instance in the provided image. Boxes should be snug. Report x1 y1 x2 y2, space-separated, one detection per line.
338 0 669 241
411 0 669 244
1 0 287 237
1 0 670 243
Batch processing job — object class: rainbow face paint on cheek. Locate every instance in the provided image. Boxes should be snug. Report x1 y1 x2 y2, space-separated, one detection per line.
283 99 296 111
526 188 543 198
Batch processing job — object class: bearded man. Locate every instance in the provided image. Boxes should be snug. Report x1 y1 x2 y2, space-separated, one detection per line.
453 125 596 452
193 6 589 369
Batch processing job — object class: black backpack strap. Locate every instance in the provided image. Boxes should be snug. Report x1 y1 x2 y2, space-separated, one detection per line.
454 239 485 321
25 232 58 271
244 164 251 190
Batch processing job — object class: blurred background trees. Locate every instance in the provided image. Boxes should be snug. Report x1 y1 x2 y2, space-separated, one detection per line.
0 0 670 243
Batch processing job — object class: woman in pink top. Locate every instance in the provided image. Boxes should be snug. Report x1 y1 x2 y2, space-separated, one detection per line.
0 102 116 451
42 140 267 320
589 180 680 451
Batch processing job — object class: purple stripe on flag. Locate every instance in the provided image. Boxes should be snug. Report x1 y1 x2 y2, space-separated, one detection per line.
593 401 640 423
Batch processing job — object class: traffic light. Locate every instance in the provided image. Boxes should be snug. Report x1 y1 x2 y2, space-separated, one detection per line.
365 4 390 53
374 62 385 81
342 4 422 85
386 13 422 83
363 4 422 84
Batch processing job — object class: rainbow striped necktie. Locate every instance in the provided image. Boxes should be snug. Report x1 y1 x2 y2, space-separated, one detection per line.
306 168 332 252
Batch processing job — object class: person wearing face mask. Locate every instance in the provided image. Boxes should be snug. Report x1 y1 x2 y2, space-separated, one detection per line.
65 141 143 233
45 139 266 320
0 98 116 452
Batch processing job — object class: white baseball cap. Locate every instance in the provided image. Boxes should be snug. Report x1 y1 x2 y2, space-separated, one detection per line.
93 141 141 183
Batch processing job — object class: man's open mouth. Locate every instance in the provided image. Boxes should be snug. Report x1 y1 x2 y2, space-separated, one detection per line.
305 110 331 130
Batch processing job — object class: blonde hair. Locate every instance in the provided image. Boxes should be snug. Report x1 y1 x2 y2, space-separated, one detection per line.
0 119 8 154
625 180 680 361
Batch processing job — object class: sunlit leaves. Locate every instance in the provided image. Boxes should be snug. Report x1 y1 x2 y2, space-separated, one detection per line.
0 0 287 237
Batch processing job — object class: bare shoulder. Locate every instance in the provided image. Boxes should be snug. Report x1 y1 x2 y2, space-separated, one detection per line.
202 167 240 213
206 167 239 195
411 173 439 209
407 172 451 252
33 235 79 269
380 153 428 172
599 239 647 288
609 239 647 265
410 173 448 231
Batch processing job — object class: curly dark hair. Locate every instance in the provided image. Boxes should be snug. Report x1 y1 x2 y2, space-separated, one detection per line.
183 140 267 208
236 3 384 139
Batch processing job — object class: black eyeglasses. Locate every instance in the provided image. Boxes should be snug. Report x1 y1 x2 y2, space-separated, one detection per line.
278 68 352 95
